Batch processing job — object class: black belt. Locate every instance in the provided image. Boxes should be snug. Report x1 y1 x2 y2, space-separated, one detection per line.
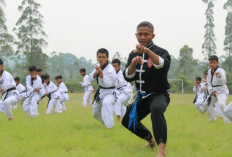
64 91 68 93
2 87 16 101
50 90 57 94
2 87 16 94
212 85 221 87
117 85 127 90
99 85 115 89
20 90 27 94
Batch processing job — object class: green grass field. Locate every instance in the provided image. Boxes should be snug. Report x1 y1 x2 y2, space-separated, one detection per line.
0 93 232 157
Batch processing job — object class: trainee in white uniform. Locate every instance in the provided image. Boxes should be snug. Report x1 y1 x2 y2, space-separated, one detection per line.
13 77 27 109
23 66 45 117
55 75 69 111
43 74 61 114
204 55 231 123
193 77 205 113
112 58 133 122
89 48 117 130
0 59 20 120
78 68 93 108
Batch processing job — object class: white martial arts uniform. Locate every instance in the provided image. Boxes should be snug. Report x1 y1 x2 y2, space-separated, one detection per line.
58 82 69 110
80 74 93 107
204 68 231 123
89 63 117 129
13 83 27 109
44 81 61 114
224 101 232 122
114 70 133 118
193 83 205 113
23 75 45 117
0 70 20 118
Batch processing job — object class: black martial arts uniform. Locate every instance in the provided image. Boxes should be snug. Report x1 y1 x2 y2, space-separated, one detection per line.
122 42 171 145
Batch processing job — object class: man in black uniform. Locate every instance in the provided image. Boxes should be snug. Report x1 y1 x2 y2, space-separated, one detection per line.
122 21 171 157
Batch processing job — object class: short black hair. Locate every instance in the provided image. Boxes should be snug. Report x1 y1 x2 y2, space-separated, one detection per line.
209 55 218 62
55 75 62 79
97 48 109 57
137 21 154 33
112 58 121 65
14 77 20 82
36 68 42 72
43 74 50 79
79 68 86 72
203 70 208 75
196 77 201 81
0 59 3 65
28 65 37 71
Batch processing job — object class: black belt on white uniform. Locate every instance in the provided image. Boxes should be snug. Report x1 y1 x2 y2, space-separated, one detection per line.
212 85 221 87
20 90 27 94
2 87 16 101
117 85 127 90
92 85 115 105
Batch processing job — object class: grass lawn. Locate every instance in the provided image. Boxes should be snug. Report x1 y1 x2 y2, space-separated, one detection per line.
0 93 231 157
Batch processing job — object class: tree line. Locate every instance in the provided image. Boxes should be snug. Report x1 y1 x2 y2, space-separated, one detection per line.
1 0 232 93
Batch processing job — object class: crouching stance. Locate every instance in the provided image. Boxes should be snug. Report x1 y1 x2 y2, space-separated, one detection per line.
193 77 205 113
55 75 69 111
121 22 171 157
13 77 27 109
43 74 61 114
204 55 231 123
89 48 117 130
0 59 20 121
112 59 133 122
23 66 45 117
78 68 93 108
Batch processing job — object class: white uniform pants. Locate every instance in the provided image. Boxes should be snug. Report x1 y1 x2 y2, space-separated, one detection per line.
224 102 232 122
114 93 131 117
0 91 19 118
59 93 69 110
46 98 60 114
194 98 204 113
93 94 115 128
214 101 223 118
13 98 26 110
83 90 92 107
23 94 42 117
205 92 231 123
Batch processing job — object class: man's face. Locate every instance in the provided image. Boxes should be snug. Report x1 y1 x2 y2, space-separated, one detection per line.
0 64 4 72
15 80 19 85
196 79 201 84
37 71 43 77
112 63 121 72
56 78 62 84
136 27 155 46
80 71 85 76
209 60 219 70
29 70 36 77
97 53 108 67
44 78 50 84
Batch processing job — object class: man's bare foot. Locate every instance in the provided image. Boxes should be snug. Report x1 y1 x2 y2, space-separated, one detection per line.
141 137 156 149
201 111 205 115
107 128 112 131
8 117 14 121
117 116 120 123
156 143 165 157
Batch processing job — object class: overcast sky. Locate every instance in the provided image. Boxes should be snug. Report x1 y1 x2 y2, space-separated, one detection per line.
4 0 228 62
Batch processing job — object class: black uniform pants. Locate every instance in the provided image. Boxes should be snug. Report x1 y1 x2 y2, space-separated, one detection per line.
122 92 170 145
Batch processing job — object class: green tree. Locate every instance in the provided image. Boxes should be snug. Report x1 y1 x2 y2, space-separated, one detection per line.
13 0 48 68
177 45 197 78
0 0 14 65
202 0 217 61
223 0 232 73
